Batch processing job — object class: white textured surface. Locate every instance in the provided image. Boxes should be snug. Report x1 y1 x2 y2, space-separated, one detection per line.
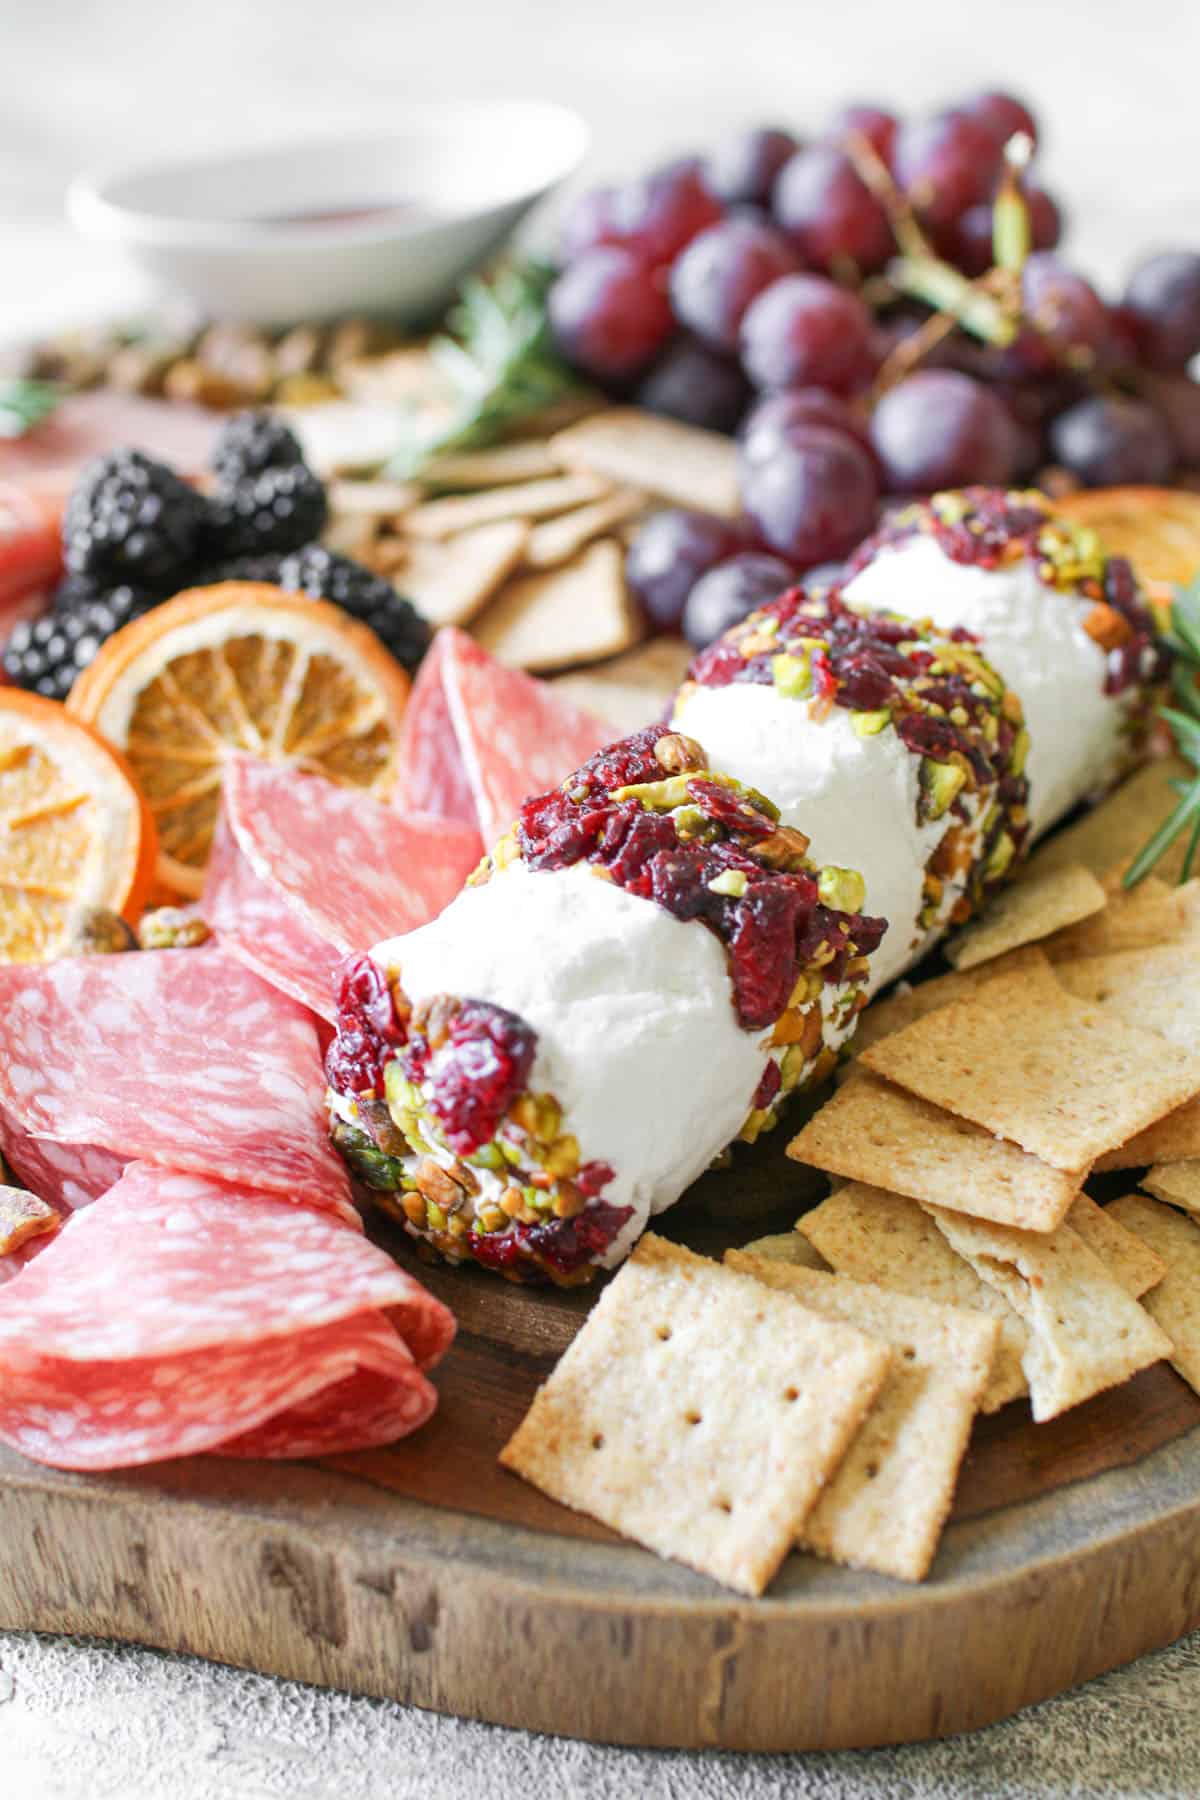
3 0 1200 1785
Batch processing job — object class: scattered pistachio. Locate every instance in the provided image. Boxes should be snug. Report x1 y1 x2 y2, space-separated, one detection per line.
63 907 138 956
771 650 812 699
707 869 748 898
653 732 707 774
919 758 967 820
611 774 692 811
137 907 211 951
817 865 867 914
851 708 891 736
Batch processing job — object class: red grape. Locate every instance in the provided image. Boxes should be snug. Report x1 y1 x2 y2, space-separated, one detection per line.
772 146 893 274
636 337 750 433
610 160 723 265
954 187 1062 276
868 369 1020 491
1021 253 1111 366
1140 373 1200 466
703 127 799 207
740 275 875 394
669 216 798 352
961 90 1039 150
1048 395 1175 486
1123 251 1200 371
893 111 1004 231
626 508 745 632
740 388 873 464
823 103 897 163
547 248 675 381
739 426 879 565
683 553 797 649
559 186 622 262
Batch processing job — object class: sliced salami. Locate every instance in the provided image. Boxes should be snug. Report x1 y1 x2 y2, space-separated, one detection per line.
0 1162 454 1468
203 758 480 1021
0 481 61 634
0 391 219 492
0 1108 124 1213
0 947 354 1222
399 627 612 845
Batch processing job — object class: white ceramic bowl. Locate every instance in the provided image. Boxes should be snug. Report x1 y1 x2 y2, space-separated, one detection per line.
67 101 588 326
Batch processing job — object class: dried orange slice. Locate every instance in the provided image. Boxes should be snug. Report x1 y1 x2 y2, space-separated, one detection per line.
0 689 157 961
67 583 410 898
1057 487 1200 602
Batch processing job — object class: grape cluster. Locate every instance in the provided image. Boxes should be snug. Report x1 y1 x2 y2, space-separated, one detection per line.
555 92 1200 644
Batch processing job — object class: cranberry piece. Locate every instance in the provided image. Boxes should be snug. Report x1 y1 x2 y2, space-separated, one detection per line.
896 711 963 759
325 954 405 1098
688 638 748 687
596 803 680 891
531 1202 636 1276
517 791 609 870
834 655 895 711
424 1000 536 1155
753 1060 783 1109
686 776 776 839
728 880 807 1028
577 1160 616 1197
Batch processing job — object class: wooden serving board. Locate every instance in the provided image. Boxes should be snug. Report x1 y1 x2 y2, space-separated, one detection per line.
3 1131 1200 1752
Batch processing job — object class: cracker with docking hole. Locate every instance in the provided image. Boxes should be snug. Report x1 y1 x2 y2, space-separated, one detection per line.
498 1233 891 1597
550 408 741 518
1107 1195 1200 1395
472 538 643 673
796 1182 1029 1413
1067 1195 1165 1297
1143 1160 1200 1219
0 1185 59 1256
924 1207 1172 1422
736 1231 830 1270
550 636 696 736
1043 878 1200 962
387 520 531 628
420 442 561 489
1095 1098 1200 1173
788 1068 1082 1233
403 473 613 540
524 487 649 570
847 946 1051 1062
859 962 1200 1172
945 863 1106 972
726 1254 998 1583
1019 757 1193 887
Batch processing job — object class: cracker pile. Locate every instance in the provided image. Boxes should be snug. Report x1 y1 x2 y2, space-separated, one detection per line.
324 408 739 679
503 766 1200 1597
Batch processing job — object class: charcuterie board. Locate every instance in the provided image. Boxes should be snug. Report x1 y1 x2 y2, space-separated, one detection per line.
3 1138 1200 1753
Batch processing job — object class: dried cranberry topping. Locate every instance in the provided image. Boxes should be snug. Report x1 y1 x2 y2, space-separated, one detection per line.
577 1159 616 1197
411 999 536 1155
687 776 776 839
753 1060 782 1109
466 1199 634 1279
728 879 810 1027
847 488 1051 576
325 954 406 1098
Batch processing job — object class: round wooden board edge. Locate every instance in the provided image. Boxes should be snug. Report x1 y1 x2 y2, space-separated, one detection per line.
3 1420 1200 1752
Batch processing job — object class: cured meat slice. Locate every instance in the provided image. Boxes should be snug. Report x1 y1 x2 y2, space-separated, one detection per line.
0 1163 454 1468
0 481 61 636
0 391 219 493
0 946 354 1222
0 1108 123 1213
398 627 612 845
203 758 481 1021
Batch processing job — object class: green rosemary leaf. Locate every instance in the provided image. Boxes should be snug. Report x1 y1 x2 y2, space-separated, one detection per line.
1172 573 1200 665
1182 808 1200 883
1123 778 1200 889
0 379 61 439
1159 707 1200 768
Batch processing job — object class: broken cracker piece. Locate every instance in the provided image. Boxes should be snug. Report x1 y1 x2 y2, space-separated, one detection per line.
788 1068 1081 1232
860 963 1200 1172
946 863 1105 972
925 1207 1171 1422
391 519 530 627
499 1233 890 1596
525 487 648 569
1068 1195 1165 1297
1142 1159 1200 1219
796 1182 1028 1413
1094 1098 1200 1173
0 1185 58 1256
404 473 611 540
1043 878 1200 963
473 539 642 673
551 408 741 518
1108 1195 1200 1395
728 1255 997 1583
737 1231 830 1270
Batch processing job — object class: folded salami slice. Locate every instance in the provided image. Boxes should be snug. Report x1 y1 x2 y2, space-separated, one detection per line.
0 1163 454 1468
399 627 613 845
0 1110 124 1213
0 947 355 1223
204 758 481 1020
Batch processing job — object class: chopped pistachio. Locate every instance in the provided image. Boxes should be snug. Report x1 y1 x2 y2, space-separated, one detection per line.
424 1200 447 1232
469 1141 506 1172
611 774 692 811
401 1193 428 1227
1010 726 1030 777
850 708 891 737
920 758 967 820
771 650 811 699
672 804 708 840
780 1044 811 1089
707 868 748 898
817 865 866 914
542 1133 581 1179
985 831 1016 880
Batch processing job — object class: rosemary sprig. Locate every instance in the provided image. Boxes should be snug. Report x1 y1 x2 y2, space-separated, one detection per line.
1124 572 1200 888
385 261 587 477
0 378 62 439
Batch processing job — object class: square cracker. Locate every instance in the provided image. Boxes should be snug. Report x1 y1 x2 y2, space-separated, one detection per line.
860 963 1200 1172
1020 756 1193 887
1093 1097 1200 1172
1067 1195 1165 1297
551 636 696 737
797 1182 1029 1413
1043 878 1200 963
525 488 648 569
788 1067 1081 1232
1055 942 1200 1054
1142 1159 1200 1220
727 1255 997 1582
404 472 612 540
499 1234 891 1596
1107 1196 1200 1395
390 519 530 627
925 1208 1172 1421
551 408 741 518
421 442 560 489
848 947 1050 1062
473 539 643 673
945 864 1106 972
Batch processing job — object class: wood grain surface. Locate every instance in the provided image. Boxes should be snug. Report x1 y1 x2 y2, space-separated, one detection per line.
3 1130 1200 1751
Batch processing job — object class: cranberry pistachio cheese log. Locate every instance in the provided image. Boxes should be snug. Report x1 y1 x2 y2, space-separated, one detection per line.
326 725 885 1284
673 488 1166 993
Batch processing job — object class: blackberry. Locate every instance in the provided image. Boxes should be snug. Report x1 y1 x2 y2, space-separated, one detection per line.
203 462 328 559
3 583 157 701
211 411 305 486
62 449 205 586
276 545 432 674
188 552 287 587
